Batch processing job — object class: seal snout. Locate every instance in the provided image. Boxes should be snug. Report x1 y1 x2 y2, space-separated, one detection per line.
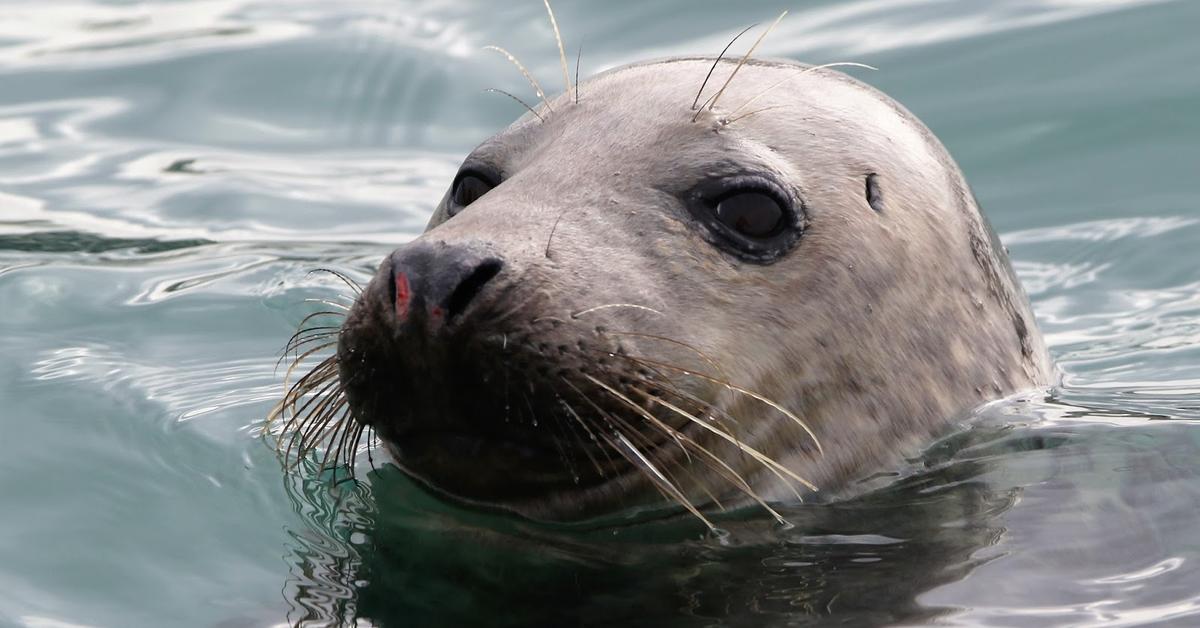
385 240 504 332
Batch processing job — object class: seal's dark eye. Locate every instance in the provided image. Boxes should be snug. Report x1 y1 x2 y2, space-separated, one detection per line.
449 170 496 215
684 176 802 263
715 191 785 239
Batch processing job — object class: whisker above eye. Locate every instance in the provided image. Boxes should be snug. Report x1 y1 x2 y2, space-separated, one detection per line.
483 45 554 113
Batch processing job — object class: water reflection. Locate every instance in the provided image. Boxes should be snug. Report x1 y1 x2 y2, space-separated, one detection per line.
279 395 1189 626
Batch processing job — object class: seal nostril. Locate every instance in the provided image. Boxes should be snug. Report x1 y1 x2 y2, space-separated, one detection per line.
445 258 503 321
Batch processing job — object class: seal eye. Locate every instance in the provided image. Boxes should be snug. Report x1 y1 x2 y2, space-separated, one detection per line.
449 170 496 215
685 177 802 263
715 191 785 239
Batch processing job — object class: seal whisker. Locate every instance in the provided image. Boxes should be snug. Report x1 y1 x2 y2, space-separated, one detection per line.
544 207 568 259
625 362 751 466
638 386 814 496
483 45 554 113
728 62 879 117
525 391 581 481
283 326 339 352
275 338 337 375
281 358 338 416
581 377 730 512
621 354 824 455
331 406 360 471
557 379 641 474
317 406 353 472
609 431 716 531
279 343 338 395
279 368 340 433
542 0 572 99
574 42 582 105
306 268 363 295
599 329 730 381
629 386 789 523
293 392 349 466
269 353 338 425
301 299 350 311
583 374 692 463
559 376 712 503
281 376 342 445
699 11 787 118
571 303 664 319
691 23 756 110
281 337 337 368
484 88 545 122
722 105 788 126
592 365 810 502
557 396 610 478
342 421 366 477
292 310 347 334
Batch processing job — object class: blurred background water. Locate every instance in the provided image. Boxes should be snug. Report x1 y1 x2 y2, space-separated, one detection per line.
1 0 1199 626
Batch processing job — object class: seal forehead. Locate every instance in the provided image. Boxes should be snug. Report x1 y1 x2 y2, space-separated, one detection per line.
491 58 943 197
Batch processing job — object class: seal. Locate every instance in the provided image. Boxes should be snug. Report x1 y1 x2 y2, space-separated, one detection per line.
276 45 1053 528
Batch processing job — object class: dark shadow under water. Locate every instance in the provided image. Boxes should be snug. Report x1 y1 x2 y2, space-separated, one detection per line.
276 393 1200 627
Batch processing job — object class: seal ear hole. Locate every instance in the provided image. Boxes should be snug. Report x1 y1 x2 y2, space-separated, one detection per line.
866 173 884 213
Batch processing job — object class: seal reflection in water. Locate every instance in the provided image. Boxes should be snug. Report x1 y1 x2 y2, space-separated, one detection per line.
275 14 1053 530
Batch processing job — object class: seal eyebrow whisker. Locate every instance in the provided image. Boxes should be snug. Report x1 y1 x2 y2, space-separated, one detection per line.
483 45 554 112
619 354 824 457
691 23 757 111
542 0 572 100
574 42 582 105
722 104 789 126
728 62 878 117
703 10 787 114
483 88 545 122
571 303 664 319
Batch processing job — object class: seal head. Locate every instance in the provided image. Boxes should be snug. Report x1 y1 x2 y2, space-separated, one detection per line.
332 57 1054 522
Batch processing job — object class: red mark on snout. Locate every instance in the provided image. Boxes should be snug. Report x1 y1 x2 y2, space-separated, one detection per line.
430 306 444 319
394 272 411 320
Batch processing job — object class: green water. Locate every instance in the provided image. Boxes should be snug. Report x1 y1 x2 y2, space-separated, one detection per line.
2 1 1199 626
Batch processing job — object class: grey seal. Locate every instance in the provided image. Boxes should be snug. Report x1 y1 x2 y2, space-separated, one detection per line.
277 50 1054 528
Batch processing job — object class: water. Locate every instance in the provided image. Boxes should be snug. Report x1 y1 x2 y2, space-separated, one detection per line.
1 0 1198 626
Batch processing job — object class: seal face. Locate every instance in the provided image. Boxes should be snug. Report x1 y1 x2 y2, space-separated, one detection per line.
324 57 1054 523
